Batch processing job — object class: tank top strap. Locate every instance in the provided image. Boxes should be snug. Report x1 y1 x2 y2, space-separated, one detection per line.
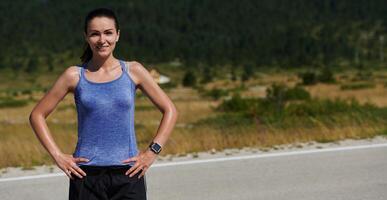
119 59 127 73
78 65 83 78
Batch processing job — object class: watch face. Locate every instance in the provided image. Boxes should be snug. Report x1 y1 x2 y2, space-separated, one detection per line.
152 143 161 152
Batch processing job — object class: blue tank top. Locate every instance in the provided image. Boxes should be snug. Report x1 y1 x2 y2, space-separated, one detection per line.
73 59 138 166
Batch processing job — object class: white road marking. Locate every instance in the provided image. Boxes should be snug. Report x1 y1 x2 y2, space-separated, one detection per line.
1 142 386 183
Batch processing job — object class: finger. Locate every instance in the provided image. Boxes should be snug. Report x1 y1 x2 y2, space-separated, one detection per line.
138 167 147 179
69 167 83 179
65 170 73 180
122 157 137 163
74 157 90 163
70 162 87 176
125 164 138 175
129 166 142 177
73 165 87 176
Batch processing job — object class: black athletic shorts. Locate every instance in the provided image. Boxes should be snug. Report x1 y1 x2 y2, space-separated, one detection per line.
69 165 147 200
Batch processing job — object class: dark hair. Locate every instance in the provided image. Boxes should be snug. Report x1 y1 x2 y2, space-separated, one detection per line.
80 8 120 63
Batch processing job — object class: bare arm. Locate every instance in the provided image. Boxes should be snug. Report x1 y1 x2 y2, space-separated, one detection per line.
29 66 87 179
123 61 179 178
131 61 179 148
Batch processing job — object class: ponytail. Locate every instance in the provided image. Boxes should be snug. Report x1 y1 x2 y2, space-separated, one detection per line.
80 42 92 64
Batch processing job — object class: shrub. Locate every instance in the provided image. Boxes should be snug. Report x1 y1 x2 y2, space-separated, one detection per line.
285 86 311 101
317 68 335 83
0 97 29 108
265 83 287 113
213 84 386 129
182 70 196 87
194 113 253 129
216 93 254 112
200 67 213 84
160 81 177 90
340 82 376 90
352 71 373 81
204 88 229 100
298 71 317 85
217 84 311 114
285 98 367 117
298 68 336 85
231 68 237 81
242 65 254 81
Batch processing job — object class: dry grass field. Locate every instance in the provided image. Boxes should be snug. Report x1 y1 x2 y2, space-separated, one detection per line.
1 68 387 169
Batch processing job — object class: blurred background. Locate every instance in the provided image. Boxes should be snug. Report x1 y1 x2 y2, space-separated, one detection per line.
1 0 387 170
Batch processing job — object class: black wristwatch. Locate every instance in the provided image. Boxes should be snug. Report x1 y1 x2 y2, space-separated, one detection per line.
149 141 162 154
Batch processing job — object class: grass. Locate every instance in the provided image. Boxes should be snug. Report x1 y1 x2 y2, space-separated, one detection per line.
340 82 376 90
0 97 29 108
1 68 387 169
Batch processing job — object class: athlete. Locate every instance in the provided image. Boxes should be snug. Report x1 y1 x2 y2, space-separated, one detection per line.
29 7 178 200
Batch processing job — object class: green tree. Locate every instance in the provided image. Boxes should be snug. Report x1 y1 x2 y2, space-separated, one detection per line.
241 64 254 82
200 67 213 84
182 70 196 87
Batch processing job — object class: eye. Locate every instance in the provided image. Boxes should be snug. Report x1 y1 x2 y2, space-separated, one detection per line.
106 32 112 35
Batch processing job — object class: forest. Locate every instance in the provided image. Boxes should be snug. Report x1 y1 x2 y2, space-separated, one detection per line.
0 0 387 75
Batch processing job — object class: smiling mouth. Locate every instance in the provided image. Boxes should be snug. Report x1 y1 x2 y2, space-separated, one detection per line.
97 46 109 49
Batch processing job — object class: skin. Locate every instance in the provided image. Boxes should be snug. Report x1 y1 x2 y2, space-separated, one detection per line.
29 16 178 180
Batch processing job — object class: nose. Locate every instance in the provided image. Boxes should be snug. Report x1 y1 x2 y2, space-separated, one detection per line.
98 34 106 44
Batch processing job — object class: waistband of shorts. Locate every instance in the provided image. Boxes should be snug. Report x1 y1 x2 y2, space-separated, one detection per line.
78 165 134 175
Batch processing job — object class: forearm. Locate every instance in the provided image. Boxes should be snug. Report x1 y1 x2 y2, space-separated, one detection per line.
29 112 63 160
151 107 178 148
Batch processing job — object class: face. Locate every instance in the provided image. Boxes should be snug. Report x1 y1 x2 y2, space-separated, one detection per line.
84 16 120 58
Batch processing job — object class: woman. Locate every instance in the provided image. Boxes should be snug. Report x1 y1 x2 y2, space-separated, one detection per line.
29 7 178 200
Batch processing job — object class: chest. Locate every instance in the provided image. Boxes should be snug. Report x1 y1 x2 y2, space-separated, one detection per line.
75 84 134 112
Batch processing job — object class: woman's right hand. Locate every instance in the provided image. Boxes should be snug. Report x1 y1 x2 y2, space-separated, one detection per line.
54 153 89 180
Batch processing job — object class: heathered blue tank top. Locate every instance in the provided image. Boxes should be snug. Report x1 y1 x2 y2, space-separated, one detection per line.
73 59 138 166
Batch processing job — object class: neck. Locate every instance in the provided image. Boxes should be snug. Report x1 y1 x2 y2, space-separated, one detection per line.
88 54 119 71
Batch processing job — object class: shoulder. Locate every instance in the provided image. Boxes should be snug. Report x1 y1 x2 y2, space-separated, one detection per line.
124 60 151 86
128 61 148 74
62 65 80 81
63 65 80 75
59 65 81 92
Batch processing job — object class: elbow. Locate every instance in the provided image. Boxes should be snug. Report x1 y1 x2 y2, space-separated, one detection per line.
29 110 43 124
172 107 178 120
165 104 179 120
29 111 37 124
172 105 179 121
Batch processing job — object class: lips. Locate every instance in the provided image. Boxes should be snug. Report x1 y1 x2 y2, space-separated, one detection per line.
97 46 109 50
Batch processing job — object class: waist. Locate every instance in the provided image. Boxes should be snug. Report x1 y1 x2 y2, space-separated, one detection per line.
79 165 134 175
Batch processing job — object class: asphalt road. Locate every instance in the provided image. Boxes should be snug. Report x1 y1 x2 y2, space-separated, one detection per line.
1 143 386 200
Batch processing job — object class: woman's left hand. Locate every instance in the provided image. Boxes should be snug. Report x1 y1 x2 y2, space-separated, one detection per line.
122 149 157 178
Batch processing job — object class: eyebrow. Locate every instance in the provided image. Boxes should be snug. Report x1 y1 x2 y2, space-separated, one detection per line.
89 29 114 32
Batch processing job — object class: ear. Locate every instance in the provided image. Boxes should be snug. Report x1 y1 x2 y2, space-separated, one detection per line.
116 30 120 42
